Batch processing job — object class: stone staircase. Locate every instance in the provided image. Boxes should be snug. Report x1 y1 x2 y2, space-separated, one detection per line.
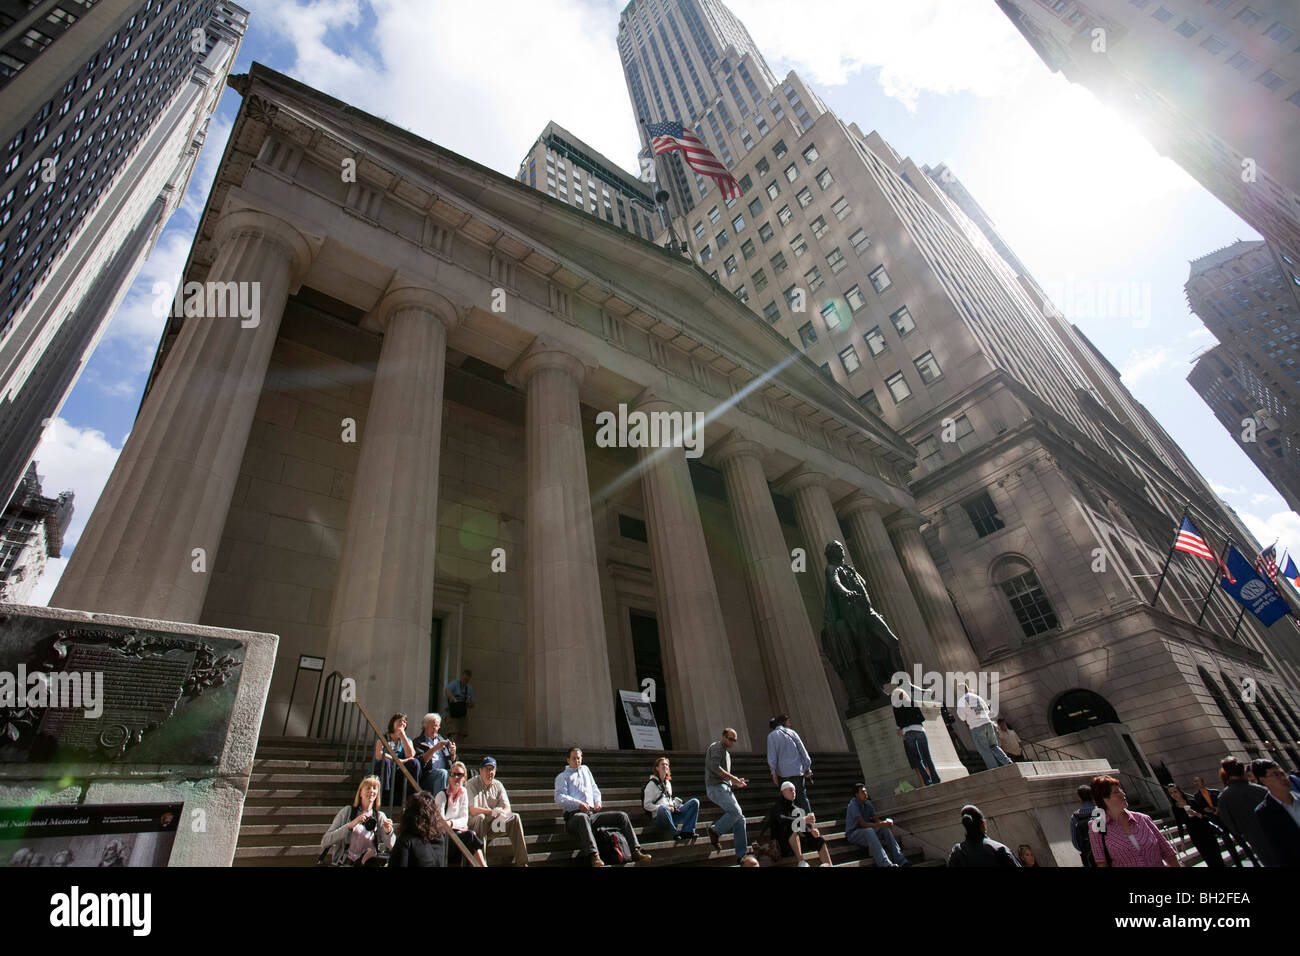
235 735 938 867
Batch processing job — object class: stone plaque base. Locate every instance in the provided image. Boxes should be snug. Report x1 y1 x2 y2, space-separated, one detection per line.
847 701 968 796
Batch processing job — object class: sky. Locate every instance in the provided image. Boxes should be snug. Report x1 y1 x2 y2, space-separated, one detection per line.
26 0 1298 603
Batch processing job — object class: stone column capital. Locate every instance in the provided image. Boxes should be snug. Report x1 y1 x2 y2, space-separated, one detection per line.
630 388 680 415
777 466 831 497
371 284 461 334
711 430 769 466
835 491 888 519
885 510 926 534
506 338 590 388
212 208 313 282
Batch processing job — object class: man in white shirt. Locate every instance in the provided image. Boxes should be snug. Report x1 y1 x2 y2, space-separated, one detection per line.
554 747 651 867
956 683 1011 770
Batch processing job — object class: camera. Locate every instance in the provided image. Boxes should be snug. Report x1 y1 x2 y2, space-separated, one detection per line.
361 813 379 833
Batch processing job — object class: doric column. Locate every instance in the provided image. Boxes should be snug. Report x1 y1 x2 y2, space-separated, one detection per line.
52 209 311 620
887 511 982 676
324 287 456 721
511 343 617 748
714 434 844 751
636 396 748 751
780 468 846 599
837 494 940 674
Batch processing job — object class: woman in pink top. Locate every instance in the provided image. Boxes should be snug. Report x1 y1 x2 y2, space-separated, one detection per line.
1089 775 1181 868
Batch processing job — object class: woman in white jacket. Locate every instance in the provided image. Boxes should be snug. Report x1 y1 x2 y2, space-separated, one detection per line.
642 757 701 841
321 775 395 866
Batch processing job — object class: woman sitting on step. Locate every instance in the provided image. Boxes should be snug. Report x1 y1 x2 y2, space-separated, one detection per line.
758 780 833 867
321 775 395 866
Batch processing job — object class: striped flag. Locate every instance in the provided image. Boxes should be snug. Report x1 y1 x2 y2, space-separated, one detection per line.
646 120 743 199
1256 542 1280 587
1175 516 1234 583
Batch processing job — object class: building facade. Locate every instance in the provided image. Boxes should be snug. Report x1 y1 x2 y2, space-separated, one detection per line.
0 461 71 603
612 0 1300 779
997 0 1300 268
0 0 246 505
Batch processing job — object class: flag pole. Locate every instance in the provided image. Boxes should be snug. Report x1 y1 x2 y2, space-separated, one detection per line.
1231 602 1246 640
639 117 692 261
1151 503 1190 607
1196 537 1233 626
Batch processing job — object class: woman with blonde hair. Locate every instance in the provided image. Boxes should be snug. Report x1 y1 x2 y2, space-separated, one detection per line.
642 756 701 841
435 760 487 866
320 775 394 866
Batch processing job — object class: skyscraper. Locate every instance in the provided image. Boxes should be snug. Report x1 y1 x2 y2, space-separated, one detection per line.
0 461 72 603
0 0 247 505
997 0 1300 267
615 0 1300 770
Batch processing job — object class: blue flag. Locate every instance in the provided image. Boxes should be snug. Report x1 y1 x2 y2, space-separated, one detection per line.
1219 545 1289 627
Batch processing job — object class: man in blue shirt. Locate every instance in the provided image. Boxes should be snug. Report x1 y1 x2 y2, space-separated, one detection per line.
767 714 813 813
845 784 908 867
444 669 475 742
412 713 456 795
554 747 651 867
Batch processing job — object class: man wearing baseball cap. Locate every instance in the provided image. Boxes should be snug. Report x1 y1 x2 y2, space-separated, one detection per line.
467 756 529 867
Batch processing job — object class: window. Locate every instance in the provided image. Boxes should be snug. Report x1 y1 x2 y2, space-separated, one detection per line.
831 197 850 220
914 350 943 384
741 238 757 260
811 215 829 239
827 248 846 273
791 233 808 256
846 285 866 312
802 144 819 164
849 228 870 254
773 139 787 159
770 251 788 273
885 371 911 403
859 390 881 415
762 301 781 323
864 325 887 355
915 435 943 471
700 244 713 264
821 302 842 331
708 206 721 223
759 222 775 242
1174 19 1199 38
766 181 781 200
752 268 768 291
724 254 738 275
890 305 915 336
1235 7 1264 28
784 163 799 182
798 321 817 347
748 197 762 217
869 265 892 293
1201 35 1228 54
839 345 861 374
805 266 823 292
964 491 1005 537
735 284 748 302
1151 6 1174 24
796 187 813 208
950 415 978 452
739 174 753 193
777 204 794 225
784 285 801 308
1227 51 1255 71
756 157 770 177
732 213 746 232
1257 70 1286 91
998 565 1058 637
815 168 834 190
1263 22 1294 44
716 230 730 248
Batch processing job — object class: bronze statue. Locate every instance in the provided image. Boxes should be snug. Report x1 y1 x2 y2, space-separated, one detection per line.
821 540 906 714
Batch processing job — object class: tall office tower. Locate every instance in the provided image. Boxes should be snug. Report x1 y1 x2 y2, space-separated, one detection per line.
997 0 1300 268
1190 343 1300 512
1185 239 1300 509
616 0 1300 772
516 121 665 242
0 0 247 505
0 461 72 603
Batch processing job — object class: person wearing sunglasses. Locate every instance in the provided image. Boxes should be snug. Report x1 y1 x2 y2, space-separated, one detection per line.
435 760 487 867
704 727 750 864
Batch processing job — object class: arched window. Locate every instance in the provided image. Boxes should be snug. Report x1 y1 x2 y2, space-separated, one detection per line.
991 555 1058 637
1050 689 1120 735
1197 667 1253 755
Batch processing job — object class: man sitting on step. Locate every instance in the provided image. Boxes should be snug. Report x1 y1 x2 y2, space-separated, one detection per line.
845 784 908 867
554 747 652 867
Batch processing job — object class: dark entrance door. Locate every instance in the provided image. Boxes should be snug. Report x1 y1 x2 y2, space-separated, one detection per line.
428 617 444 714
626 611 671 750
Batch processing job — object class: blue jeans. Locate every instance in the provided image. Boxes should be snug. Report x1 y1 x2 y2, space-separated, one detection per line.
419 765 449 796
373 757 420 800
846 825 908 867
971 723 1012 770
903 730 940 786
654 798 700 836
707 784 748 861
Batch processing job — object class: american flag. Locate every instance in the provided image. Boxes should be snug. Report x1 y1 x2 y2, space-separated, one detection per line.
1176 516 1235 583
1256 542 1280 586
646 120 743 199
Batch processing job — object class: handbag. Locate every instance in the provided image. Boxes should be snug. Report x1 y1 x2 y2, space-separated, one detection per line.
448 700 468 718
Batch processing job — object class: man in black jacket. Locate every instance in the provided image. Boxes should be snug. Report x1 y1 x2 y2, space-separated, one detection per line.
1217 757 1276 866
1253 759 1300 867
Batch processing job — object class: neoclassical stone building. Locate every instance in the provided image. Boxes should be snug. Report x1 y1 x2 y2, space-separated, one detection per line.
52 65 981 754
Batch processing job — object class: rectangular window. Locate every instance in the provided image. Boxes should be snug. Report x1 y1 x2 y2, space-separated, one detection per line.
827 248 846 273
796 187 814 208
846 285 866 312
816 168 834 189
1001 572 1058 636
735 284 748 302
865 325 887 355
752 268 768 291
732 213 746 232
1235 7 1264 28
748 197 763 217
716 230 730 248
759 222 775 242
831 197 850 220
708 206 721 223
766 181 781 200
890 305 915 336
1263 22 1294 44
885 371 911 403
805 265 823 292
777 204 794 225
798 321 817 347
1227 51 1255 71
700 244 713 263
756 157 770 177
770 251 789 274
859 390 881 415
821 301 843 331
952 414 979 452
869 265 892 293
914 350 943 384
1257 70 1286 91
773 139 787 159
784 285 801 308
1151 6 1174 24
739 174 753 192
964 491 1005 538
915 435 943 471
1201 35 1227 54
839 345 861 374
849 228 870 254
792 233 808 256
741 238 757 260
1174 19 1199 37
724 254 738 275
811 215 829 239
741 129 754 151
802 144 819 164
784 163 799 182
762 301 781 323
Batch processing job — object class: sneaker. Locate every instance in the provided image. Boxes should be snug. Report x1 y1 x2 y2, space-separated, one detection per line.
589 854 605 868
797 860 810 867
633 849 652 862
709 828 721 852
676 829 700 841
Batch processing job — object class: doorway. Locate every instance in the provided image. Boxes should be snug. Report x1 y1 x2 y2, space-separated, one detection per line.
625 611 671 750
428 616 444 714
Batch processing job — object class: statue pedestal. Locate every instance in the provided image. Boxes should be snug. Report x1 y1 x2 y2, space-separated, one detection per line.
847 701 968 796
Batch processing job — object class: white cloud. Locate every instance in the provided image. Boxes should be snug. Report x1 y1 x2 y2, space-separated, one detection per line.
1120 346 1178 385
26 419 123 604
1238 508 1300 557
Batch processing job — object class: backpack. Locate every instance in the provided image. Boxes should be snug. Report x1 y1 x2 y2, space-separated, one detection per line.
595 826 632 865
1072 810 1095 867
